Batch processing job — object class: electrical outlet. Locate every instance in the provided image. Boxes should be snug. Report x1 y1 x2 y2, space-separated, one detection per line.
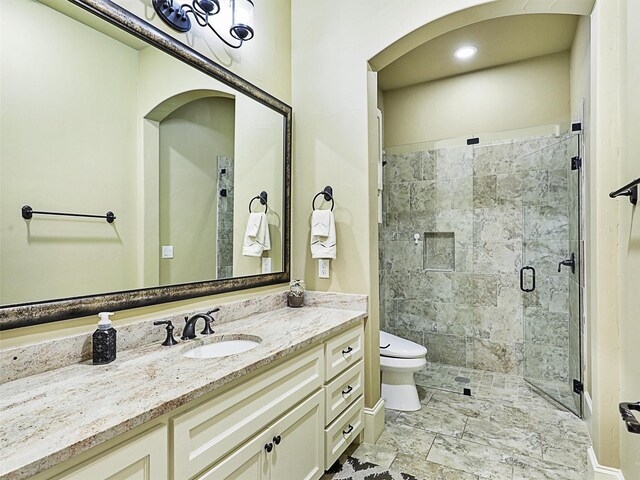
318 259 330 278
261 257 272 274
161 245 174 259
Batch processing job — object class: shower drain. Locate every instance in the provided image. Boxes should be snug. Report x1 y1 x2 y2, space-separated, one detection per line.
455 376 471 384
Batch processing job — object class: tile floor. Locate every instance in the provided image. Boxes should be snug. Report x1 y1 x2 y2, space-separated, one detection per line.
333 362 591 480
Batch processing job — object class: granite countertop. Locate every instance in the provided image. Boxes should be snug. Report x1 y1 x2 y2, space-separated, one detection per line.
0 305 366 480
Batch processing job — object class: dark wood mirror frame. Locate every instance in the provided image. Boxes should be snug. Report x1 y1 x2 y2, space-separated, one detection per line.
0 0 291 330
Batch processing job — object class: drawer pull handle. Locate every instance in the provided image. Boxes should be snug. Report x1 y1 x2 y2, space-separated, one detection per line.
342 385 353 395
264 442 273 453
342 346 353 355
343 424 354 435
273 435 282 445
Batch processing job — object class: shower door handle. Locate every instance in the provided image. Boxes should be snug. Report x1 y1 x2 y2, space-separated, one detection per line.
520 266 535 292
619 402 640 434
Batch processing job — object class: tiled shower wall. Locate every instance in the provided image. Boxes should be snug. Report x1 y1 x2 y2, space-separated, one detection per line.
380 135 575 378
216 155 234 279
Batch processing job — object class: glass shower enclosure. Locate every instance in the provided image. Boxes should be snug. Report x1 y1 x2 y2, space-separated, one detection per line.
379 130 583 416
520 134 583 416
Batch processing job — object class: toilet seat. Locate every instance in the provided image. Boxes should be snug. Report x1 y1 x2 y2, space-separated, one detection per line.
380 331 427 359
379 354 426 370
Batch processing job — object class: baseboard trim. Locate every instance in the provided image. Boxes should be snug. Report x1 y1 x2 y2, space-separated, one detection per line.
588 447 625 480
363 398 385 444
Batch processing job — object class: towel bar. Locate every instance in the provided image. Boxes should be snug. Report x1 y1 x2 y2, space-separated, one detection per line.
22 205 116 223
609 177 639 205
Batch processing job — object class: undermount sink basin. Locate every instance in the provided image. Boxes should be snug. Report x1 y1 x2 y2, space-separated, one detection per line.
183 338 260 359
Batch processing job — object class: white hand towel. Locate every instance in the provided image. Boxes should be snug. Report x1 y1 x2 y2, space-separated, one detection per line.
245 212 261 237
311 210 332 237
311 210 336 259
243 212 271 257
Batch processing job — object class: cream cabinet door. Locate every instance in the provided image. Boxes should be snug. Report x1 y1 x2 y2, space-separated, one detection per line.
269 390 324 480
52 425 167 480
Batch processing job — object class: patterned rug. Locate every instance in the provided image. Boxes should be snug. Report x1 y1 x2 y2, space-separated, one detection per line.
325 456 418 480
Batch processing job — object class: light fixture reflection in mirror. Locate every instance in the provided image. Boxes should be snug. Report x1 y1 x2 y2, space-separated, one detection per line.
152 0 254 48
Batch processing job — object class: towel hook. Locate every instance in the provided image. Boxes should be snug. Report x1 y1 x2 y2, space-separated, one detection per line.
249 191 268 213
312 186 334 211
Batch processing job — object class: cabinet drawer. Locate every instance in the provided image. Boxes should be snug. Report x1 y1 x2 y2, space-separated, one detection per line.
324 396 364 468
324 360 364 425
172 345 323 479
324 326 364 380
52 425 167 480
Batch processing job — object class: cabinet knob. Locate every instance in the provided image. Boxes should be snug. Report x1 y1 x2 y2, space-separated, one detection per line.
342 424 354 435
264 442 273 453
342 385 353 395
273 435 281 445
342 346 353 355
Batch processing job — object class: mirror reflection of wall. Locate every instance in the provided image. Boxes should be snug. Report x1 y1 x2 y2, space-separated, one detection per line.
0 0 284 307
158 96 235 285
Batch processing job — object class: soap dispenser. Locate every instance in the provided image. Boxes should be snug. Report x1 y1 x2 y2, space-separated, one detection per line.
93 312 116 365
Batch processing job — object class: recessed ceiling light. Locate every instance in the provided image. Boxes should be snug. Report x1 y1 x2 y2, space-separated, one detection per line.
454 46 477 59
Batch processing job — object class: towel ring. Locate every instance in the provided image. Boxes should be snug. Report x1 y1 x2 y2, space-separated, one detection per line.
249 191 268 213
312 186 334 211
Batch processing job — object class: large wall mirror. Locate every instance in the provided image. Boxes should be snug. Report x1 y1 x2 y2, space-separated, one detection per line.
0 0 291 329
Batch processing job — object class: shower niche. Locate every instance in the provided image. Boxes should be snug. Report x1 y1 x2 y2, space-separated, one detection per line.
423 232 455 271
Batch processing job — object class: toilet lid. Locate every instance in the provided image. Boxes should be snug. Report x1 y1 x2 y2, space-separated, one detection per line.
380 331 427 359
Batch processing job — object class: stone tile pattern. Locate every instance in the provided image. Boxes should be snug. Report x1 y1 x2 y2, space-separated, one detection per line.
380 135 577 383
216 155 234 279
348 363 590 480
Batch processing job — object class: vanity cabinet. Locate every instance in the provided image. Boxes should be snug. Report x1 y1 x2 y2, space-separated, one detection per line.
34 321 365 480
52 425 167 480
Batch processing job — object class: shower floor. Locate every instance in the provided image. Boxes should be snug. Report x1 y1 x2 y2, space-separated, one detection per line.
415 362 578 414
325 362 591 480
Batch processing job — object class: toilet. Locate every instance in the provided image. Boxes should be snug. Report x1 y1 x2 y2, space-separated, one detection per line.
379 330 427 411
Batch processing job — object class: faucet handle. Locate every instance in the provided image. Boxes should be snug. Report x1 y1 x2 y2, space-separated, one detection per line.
153 320 179 346
201 315 215 335
206 307 220 315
